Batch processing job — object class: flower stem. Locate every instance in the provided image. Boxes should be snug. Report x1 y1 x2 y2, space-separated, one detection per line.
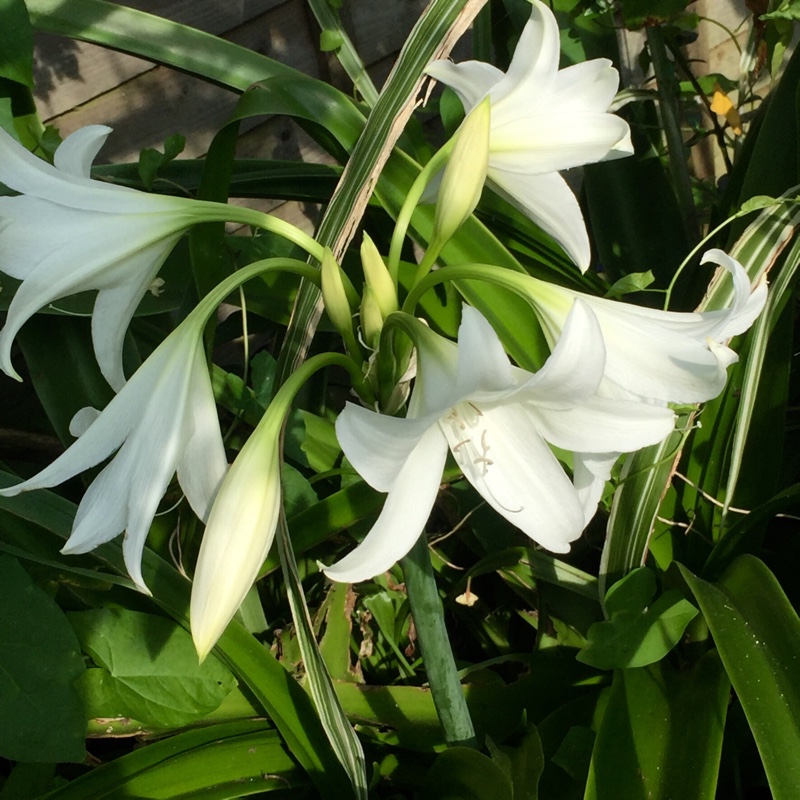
400 532 477 748
219 205 325 262
387 142 453 284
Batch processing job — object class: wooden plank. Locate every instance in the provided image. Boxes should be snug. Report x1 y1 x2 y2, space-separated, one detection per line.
42 0 322 160
33 0 293 118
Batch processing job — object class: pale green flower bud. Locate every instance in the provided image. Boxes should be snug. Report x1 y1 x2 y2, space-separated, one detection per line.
321 247 354 339
360 233 398 317
431 96 491 250
360 286 385 350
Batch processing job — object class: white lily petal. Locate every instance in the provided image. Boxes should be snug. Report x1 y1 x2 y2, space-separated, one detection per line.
455 305 513 395
176 344 228 521
553 60 624 115
0 377 141 495
497 0 560 101
323 426 448 583
53 125 111 178
91 236 181 390
444 402 583 553
517 299 604 402
5 318 219 595
408 325 461 415
701 249 769 339
530 395 675 454
488 170 591 271
61 462 128 554
336 402 436 493
0 125 177 214
489 114 633 174
69 407 101 438
425 60 503 110
573 453 617 524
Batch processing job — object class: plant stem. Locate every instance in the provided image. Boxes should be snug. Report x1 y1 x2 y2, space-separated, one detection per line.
400 532 477 747
646 26 701 245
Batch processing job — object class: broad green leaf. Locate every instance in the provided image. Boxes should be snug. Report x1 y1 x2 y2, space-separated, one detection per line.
69 607 236 728
0 555 85 762
586 652 729 800
578 593 698 670
579 568 698 670
423 747 514 800
0 0 33 88
40 720 305 799
679 557 800 798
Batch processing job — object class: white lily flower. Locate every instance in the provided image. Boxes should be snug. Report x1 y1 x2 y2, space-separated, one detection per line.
322 304 675 584
525 249 768 404
0 317 227 593
426 0 632 271
0 125 247 390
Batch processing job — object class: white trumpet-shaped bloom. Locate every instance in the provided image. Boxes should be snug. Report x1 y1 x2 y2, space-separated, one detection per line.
525 249 768 404
0 319 227 594
322 305 675 584
426 0 632 271
0 125 239 390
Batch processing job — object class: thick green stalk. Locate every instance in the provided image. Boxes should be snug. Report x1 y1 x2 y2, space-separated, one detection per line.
400 533 477 747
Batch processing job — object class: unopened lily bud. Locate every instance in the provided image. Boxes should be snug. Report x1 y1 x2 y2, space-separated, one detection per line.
431 96 491 249
360 233 397 317
360 286 385 349
321 247 354 339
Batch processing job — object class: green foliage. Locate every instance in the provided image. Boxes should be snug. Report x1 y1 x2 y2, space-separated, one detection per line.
1 0 799 797
0 556 85 763
69 608 236 728
578 568 698 670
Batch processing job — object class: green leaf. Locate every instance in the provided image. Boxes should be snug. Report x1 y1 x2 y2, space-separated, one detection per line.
69 608 236 728
41 720 305 799
603 270 655 298
586 652 730 800
487 725 545 800
679 557 800 798
579 569 698 670
28 0 305 92
761 0 800 20
137 134 186 191
0 555 85 762
423 747 514 800
0 0 34 88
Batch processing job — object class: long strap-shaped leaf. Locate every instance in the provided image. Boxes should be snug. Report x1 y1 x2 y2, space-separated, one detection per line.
27 0 303 90
275 0 486 383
